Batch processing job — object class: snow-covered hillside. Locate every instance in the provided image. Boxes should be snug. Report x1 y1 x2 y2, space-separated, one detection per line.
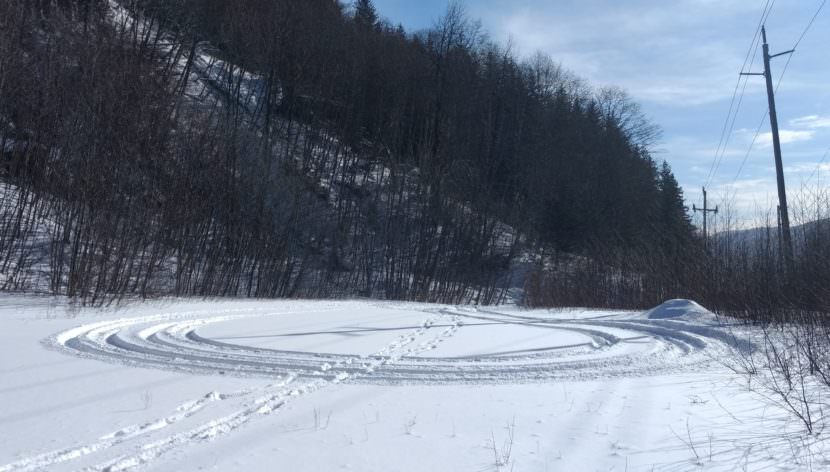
0 297 823 471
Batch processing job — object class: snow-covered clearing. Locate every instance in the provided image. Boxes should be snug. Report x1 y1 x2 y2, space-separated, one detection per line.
0 297 826 471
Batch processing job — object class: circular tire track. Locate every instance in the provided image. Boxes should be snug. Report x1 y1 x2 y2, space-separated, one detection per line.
49 307 738 384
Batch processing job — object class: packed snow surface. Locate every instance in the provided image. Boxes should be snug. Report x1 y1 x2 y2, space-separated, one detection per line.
0 297 824 471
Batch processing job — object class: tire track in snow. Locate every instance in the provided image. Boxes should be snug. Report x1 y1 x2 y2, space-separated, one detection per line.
2 310 459 472
89 314 462 472
49 308 736 386
7 303 739 471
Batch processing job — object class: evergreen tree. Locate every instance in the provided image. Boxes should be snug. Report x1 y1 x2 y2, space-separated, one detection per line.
354 0 378 29
657 161 693 249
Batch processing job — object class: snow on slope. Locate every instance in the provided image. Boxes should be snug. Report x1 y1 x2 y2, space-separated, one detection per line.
0 297 826 471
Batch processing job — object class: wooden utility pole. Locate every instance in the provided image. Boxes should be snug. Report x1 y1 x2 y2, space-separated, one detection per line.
693 187 718 244
741 26 795 271
777 205 785 268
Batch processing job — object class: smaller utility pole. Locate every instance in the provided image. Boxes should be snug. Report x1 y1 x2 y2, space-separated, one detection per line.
693 187 718 245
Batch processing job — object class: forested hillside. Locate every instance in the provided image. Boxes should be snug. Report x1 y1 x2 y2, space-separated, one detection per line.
0 0 697 304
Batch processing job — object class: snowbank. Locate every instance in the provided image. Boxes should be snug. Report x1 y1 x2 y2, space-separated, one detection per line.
645 299 712 320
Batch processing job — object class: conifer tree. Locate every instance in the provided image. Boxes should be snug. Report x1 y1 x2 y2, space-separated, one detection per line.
354 0 378 29
657 161 693 247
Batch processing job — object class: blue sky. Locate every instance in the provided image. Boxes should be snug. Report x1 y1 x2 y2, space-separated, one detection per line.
372 0 830 226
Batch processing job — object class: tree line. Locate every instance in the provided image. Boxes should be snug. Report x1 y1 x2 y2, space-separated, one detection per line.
0 0 697 304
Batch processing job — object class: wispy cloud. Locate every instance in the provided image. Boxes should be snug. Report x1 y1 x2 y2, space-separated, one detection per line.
474 0 767 107
790 115 830 130
785 162 830 174
757 130 816 148
734 127 817 149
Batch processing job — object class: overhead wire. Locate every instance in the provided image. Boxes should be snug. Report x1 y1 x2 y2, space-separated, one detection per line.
804 146 830 184
728 0 827 188
709 45 763 187
704 0 775 188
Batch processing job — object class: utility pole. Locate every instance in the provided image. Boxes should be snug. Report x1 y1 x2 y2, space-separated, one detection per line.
741 26 795 271
693 187 718 245
777 205 784 269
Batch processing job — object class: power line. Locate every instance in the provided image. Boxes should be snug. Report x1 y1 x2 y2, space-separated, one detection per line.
805 146 830 184
708 53 761 186
728 0 827 187
731 111 768 186
704 0 775 188
793 0 827 49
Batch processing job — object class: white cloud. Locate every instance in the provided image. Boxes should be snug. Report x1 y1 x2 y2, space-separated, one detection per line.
660 135 746 164
790 115 830 130
785 162 830 174
473 0 768 107
756 130 816 148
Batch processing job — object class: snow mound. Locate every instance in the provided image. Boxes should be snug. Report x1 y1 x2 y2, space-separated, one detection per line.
645 299 710 320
